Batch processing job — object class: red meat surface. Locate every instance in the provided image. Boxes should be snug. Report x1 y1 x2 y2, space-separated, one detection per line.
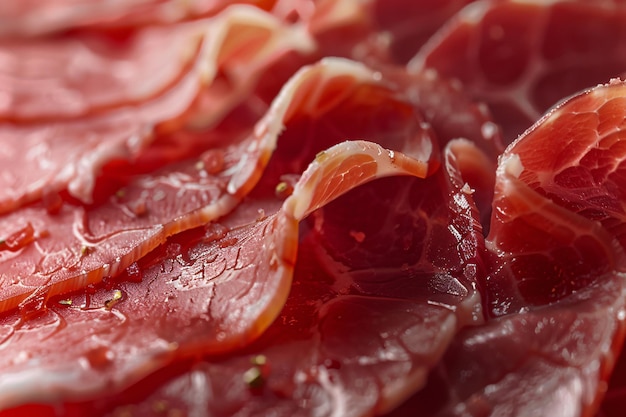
0 0 276 36
2 138 478 416
486 80 626 315
0 57 414 313
0 6 313 212
0 140 429 413
411 0 626 143
1 1 626 417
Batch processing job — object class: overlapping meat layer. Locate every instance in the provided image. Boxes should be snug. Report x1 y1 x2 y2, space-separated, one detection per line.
0 57 468 414
0 140 430 411
0 0 276 37
0 5 314 212
487 80 626 313
6 137 483 417
385 79 626 417
0 58 405 313
2 1 626 417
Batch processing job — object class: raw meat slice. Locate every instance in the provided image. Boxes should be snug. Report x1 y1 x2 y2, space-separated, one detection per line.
391 80 626 417
269 0 506 172
243 58 439 195
0 0 275 37
305 139 486 315
0 49 450 414
23 137 483 417
409 0 626 143
385 73 626 417
485 163 624 314
5 1 626 415
386 274 626 417
486 79 626 315
0 23 202 122
0 135 247 314
0 5 314 211
497 79 626 251
0 140 430 412
0 74 196 213
0 57 428 314
384 79 626 417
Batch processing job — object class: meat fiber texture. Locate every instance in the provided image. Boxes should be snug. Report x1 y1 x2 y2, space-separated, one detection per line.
1 1 626 417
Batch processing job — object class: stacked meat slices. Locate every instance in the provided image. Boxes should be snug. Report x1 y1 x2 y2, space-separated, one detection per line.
2 1 626 417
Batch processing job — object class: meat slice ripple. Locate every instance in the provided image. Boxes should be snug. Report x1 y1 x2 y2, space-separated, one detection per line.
0 140 432 413
0 5 314 212
385 77 626 417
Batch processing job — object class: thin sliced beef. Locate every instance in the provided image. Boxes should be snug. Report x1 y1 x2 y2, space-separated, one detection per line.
0 57 430 313
0 80 196 213
3 1 626 416
485 162 623 313
410 0 626 143
387 274 626 417
498 79 626 251
487 79 626 315
386 75 626 417
0 6 313 211
244 58 439 195
270 0 506 170
376 68 626 417
0 51 471 415
0 0 276 37
372 0 476 64
0 22 202 122
27 136 484 417
0 134 246 314
0 141 429 413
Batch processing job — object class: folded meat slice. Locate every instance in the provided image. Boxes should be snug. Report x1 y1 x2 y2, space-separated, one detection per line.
409 0 626 143
0 5 314 211
487 79 626 315
372 0 476 64
387 275 626 417
387 76 626 417
388 67 504 163
0 57 432 312
0 22 201 122
500 79 626 252
24 137 484 417
0 0 275 37
0 141 429 412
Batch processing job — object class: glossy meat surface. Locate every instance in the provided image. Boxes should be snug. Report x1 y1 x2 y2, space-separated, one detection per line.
411 0 626 143
1 1 626 416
